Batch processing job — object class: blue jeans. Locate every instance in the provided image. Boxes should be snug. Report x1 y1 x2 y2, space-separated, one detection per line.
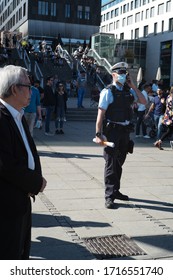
55 107 65 130
77 88 86 107
45 106 54 133
154 114 163 139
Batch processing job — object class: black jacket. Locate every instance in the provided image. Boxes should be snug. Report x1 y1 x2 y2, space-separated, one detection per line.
43 85 55 106
0 102 43 216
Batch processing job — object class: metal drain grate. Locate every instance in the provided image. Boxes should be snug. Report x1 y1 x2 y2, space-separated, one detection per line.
83 234 146 259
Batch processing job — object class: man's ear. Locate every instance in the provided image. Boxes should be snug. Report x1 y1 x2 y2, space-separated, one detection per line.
11 85 17 96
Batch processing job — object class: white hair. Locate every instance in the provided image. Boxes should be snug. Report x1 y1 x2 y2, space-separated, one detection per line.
0 65 28 98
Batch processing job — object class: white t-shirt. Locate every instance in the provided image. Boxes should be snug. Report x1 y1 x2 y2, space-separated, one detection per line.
137 90 148 111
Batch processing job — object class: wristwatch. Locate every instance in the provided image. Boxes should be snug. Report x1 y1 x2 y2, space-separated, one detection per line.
96 132 102 137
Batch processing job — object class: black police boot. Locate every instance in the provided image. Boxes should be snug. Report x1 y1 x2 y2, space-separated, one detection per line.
105 198 114 209
114 191 129 201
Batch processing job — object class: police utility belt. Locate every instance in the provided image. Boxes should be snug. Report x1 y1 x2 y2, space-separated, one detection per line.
105 120 134 132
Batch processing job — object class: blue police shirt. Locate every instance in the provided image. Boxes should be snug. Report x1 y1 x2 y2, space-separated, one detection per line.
98 83 137 110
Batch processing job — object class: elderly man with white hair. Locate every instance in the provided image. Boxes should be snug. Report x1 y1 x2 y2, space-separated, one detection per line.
0 65 47 259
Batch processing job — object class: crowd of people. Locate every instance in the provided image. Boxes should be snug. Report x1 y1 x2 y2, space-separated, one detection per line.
1 38 173 258
134 78 173 150
1 35 173 146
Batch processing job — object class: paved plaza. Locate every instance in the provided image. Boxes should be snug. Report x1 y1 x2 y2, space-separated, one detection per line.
30 98 173 260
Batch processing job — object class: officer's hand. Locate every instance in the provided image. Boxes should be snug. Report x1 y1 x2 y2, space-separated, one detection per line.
95 135 107 145
126 74 134 88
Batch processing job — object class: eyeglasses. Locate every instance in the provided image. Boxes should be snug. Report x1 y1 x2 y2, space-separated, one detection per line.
115 69 127 75
16 84 31 90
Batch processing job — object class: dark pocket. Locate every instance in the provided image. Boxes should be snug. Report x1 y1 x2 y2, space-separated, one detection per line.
128 139 134 154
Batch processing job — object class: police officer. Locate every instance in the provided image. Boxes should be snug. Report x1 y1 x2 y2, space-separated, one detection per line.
95 62 147 209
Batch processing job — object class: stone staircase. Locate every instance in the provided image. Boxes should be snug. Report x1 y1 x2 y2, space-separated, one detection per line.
4 49 98 122
66 107 97 122
29 54 73 82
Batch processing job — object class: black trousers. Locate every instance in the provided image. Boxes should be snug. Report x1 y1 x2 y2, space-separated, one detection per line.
103 125 130 201
0 198 31 260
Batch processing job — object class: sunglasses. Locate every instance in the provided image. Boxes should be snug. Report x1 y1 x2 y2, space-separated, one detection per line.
115 69 127 74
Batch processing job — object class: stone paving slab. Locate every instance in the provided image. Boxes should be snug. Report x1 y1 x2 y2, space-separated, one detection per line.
30 117 173 260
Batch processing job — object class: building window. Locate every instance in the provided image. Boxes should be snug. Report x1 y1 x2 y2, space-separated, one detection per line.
12 14 15 26
65 4 70 18
77 5 82 19
115 8 119 16
106 12 110 20
120 33 124 40
141 11 143 20
38 1 48 16
146 9 149 19
19 7 22 20
123 4 127 13
116 20 119 29
135 12 140 22
16 10 18 23
120 6 122 14
122 17 126 27
161 20 164 32
85 6 90 20
135 28 139 39
23 2 26 17
131 30 133 39
131 1 134 10
166 1 171 12
109 22 113 31
150 6 155 17
135 0 139 9
144 25 148 37
111 10 114 18
158 3 164 15
51 2 56 16
154 22 157 35
169 18 173 31
101 25 106 32
127 15 133 25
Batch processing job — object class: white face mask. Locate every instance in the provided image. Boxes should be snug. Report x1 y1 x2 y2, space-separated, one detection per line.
117 74 126 85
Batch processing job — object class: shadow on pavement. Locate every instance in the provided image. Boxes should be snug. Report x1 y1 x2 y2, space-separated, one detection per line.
38 150 102 159
130 197 173 213
32 213 111 228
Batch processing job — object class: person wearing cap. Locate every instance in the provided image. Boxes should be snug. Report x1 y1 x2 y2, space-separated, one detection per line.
95 62 147 209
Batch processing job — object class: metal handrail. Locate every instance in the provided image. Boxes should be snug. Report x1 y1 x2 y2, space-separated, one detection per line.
23 50 31 72
34 61 44 88
57 45 73 69
96 73 106 89
87 49 112 74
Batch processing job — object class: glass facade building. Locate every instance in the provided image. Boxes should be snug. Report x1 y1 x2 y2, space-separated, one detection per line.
0 0 101 44
92 33 147 69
